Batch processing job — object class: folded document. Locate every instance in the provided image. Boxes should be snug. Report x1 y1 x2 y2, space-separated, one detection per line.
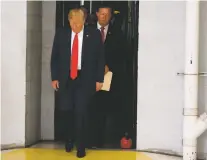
101 71 113 91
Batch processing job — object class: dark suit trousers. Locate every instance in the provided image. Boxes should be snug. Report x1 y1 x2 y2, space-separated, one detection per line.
89 89 124 147
89 90 109 146
58 72 90 149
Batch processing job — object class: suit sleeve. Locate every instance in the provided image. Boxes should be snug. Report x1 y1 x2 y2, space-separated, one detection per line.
95 29 105 83
50 29 60 81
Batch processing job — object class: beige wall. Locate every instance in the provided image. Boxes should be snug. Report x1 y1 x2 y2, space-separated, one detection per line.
1 1 27 147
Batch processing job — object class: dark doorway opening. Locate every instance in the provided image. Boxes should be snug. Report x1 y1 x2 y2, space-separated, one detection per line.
54 1 139 149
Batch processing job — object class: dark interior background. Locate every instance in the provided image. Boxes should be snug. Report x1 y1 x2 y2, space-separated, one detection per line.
54 1 139 149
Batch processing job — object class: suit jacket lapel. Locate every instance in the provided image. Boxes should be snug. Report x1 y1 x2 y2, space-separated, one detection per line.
93 22 112 44
81 26 89 68
67 28 72 59
105 24 112 44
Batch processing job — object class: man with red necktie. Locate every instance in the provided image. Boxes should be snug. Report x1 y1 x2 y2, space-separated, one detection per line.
50 8 105 158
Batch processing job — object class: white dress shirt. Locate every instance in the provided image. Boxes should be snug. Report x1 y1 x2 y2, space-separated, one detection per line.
71 28 84 70
97 22 109 41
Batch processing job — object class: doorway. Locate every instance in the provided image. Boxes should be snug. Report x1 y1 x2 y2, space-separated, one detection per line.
54 1 139 149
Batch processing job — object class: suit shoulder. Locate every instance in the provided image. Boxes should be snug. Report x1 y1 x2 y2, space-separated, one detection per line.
55 27 63 33
86 26 100 35
55 27 69 35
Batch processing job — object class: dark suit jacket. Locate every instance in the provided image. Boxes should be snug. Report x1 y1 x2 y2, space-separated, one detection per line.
90 23 126 93
50 26 105 98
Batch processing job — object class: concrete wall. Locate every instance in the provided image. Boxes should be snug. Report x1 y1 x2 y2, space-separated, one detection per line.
25 1 42 146
137 1 207 157
41 1 56 140
197 1 207 157
1 1 27 147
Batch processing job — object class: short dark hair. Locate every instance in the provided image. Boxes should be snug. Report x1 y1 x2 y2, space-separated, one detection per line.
96 4 113 13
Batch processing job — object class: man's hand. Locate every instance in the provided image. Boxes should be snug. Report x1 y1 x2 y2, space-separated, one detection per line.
96 82 103 92
51 80 59 91
105 65 109 74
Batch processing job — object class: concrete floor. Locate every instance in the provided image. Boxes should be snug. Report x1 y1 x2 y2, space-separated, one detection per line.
1 142 182 160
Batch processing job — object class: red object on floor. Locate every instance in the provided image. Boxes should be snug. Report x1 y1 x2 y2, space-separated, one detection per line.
120 133 132 149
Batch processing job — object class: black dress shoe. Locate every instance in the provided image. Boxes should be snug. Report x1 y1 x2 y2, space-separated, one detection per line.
77 149 86 158
65 141 73 152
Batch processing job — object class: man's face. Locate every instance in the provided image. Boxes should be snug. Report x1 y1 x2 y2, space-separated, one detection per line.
96 8 111 26
69 15 84 33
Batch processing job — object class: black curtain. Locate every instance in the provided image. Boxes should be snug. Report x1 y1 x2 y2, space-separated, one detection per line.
124 1 139 148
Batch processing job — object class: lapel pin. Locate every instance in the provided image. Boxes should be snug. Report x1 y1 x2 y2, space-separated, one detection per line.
108 32 111 35
86 34 89 37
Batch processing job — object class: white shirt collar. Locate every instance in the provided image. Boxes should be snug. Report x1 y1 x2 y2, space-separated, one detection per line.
97 22 109 31
72 26 84 36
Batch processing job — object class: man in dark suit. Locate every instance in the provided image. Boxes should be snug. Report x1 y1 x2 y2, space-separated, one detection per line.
50 8 105 158
89 5 126 148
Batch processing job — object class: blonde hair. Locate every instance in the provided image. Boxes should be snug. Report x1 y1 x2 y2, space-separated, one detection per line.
68 8 84 20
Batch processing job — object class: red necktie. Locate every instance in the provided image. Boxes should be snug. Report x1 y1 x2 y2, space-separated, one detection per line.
100 27 105 43
70 33 78 79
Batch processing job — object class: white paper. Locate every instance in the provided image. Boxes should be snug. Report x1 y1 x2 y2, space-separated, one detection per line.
101 71 113 91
